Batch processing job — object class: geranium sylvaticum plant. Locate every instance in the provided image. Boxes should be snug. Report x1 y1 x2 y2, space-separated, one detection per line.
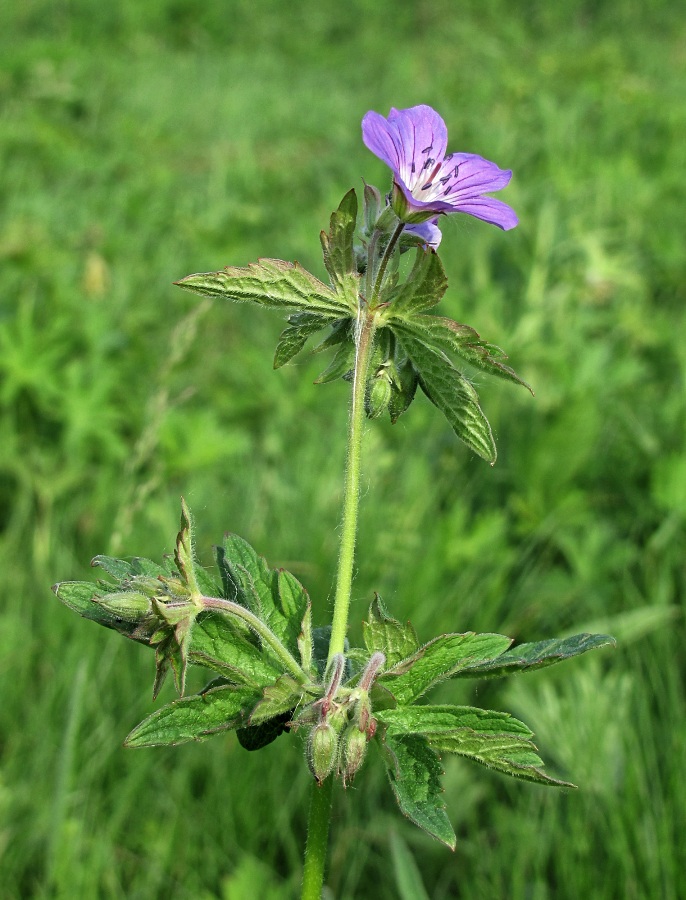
53 104 615 899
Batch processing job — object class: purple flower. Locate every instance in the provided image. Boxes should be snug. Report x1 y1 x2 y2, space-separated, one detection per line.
406 218 442 249
362 105 518 231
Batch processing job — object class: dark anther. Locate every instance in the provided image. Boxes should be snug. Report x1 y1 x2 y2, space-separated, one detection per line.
422 157 435 170
422 144 433 154
439 174 451 185
411 162 416 174
453 165 460 177
421 181 433 191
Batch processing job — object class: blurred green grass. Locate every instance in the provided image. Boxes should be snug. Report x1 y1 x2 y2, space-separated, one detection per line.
1 0 684 897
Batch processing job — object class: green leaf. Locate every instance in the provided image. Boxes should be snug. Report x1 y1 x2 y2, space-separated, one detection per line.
388 358 418 423
320 188 358 285
426 731 574 788
362 595 419 669
273 312 330 369
378 705 573 787
219 535 308 655
385 248 447 316
175 258 351 317
190 612 283 688
379 633 513 704
378 704 533 738
382 734 455 849
125 683 260 748
395 329 497 463
236 711 293 752
392 315 532 393
314 342 355 384
248 674 304 726
454 633 617 679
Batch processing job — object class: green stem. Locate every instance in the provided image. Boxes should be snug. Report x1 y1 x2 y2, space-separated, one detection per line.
301 777 334 900
370 221 405 305
326 309 377 665
201 596 307 683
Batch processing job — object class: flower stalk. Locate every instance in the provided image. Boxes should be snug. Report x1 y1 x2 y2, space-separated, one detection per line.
326 306 378 666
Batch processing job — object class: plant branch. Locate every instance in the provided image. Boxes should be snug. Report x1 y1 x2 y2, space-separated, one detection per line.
201 596 307 683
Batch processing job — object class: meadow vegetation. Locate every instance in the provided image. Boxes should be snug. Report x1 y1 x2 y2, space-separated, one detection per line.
0 0 684 897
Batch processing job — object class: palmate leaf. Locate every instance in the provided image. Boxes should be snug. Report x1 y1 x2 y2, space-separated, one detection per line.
175 258 353 317
453 632 617 680
125 682 261 748
394 329 497 463
382 733 455 849
378 633 513 704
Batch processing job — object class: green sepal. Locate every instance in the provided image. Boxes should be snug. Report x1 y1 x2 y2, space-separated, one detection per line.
382 733 455 849
273 312 330 369
124 683 261 748
378 633 513 704
174 258 351 317
384 248 447 316
395 329 497 463
174 498 203 600
362 594 419 669
298 601 314 676
391 315 532 394
454 632 617 680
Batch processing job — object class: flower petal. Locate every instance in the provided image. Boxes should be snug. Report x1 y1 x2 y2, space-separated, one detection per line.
406 219 443 249
451 197 518 231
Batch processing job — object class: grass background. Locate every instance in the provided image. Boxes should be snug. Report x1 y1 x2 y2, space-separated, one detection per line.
1 0 684 897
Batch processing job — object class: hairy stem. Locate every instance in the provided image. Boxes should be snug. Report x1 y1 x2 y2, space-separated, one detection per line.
201 596 307 683
370 221 405 305
301 777 334 900
327 309 377 665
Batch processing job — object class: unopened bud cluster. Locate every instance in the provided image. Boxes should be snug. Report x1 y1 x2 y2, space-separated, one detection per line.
306 652 385 786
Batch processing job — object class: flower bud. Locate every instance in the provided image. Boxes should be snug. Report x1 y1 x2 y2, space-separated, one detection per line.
340 724 369 785
94 591 152 623
366 370 392 420
307 722 339 784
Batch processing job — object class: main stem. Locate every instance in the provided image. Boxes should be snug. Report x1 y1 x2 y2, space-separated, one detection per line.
301 777 334 900
301 222 401 898
326 308 377 665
